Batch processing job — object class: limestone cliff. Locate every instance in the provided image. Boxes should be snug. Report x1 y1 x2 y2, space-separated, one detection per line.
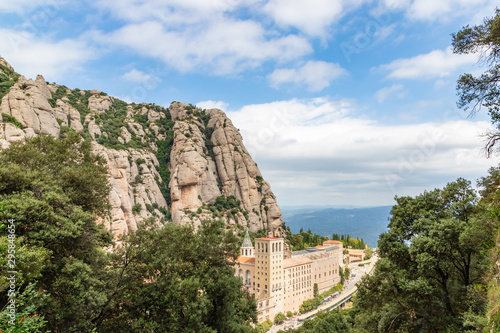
0 58 284 238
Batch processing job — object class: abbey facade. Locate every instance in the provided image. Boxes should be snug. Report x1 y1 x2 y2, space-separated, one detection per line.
235 232 343 323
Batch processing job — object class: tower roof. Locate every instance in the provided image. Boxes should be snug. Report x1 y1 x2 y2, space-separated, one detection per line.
241 230 253 248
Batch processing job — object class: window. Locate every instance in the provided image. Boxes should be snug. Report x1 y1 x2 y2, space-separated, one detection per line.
245 270 251 285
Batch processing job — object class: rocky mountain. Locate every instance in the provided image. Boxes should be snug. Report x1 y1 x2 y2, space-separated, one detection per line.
0 57 283 239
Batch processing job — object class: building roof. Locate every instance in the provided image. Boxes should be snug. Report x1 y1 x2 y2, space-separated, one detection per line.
241 230 253 248
255 237 281 240
235 256 255 265
348 249 365 254
314 245 326 249
323 240 343 245
283 256 313 268
292 249 315 257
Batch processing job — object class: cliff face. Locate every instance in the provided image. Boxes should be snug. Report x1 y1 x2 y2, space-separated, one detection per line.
168 102 283 232
0 58 283 238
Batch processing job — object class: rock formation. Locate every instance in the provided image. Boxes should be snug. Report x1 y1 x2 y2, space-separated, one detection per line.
0 59 284 239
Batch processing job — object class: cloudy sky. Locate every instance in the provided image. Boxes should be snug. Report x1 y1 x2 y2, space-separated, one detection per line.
1 0 499 207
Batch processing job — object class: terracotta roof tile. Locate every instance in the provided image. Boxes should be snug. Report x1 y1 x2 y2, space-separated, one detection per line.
236 256 255 264
323 240 343 245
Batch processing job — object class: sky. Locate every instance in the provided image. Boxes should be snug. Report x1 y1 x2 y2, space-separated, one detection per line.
0 0 499 208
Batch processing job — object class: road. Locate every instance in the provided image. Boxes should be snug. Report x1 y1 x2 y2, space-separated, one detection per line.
268 255 379 332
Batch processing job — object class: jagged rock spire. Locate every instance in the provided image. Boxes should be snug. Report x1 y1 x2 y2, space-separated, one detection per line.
241 230 253 248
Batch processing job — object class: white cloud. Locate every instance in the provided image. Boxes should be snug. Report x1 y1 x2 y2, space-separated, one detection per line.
379 47 477 79
268 61 347 91
122 69 155 83
407 0 493 21
95 0 367 39
262 0 367 37
94 19 312 75
226 97 498 206
195 100 229 110
382 0 495 22
0 28 94 80
94 0 255 23
0 0 60 14
375 84 406 103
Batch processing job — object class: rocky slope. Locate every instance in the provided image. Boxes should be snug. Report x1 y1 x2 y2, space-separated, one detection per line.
0 58 284 239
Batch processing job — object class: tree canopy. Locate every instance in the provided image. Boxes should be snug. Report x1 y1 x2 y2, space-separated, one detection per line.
288 178 496 332
452 8 500 156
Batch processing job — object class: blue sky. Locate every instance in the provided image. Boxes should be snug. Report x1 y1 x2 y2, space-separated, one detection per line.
1 0 499 207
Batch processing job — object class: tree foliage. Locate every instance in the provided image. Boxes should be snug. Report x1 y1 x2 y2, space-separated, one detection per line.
350 178 492 332
0 132 113 332
452 8 500 156
289 178 496 332
97 219 256 332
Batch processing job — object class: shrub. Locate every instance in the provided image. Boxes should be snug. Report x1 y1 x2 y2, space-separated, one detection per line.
133 114 148 125
132 203 142 214
1 113 23 129
146 204 154 213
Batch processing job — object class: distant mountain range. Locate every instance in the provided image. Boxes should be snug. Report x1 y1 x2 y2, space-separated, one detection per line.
281 206 393 247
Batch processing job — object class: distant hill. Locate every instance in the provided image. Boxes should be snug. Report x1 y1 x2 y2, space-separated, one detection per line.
281 206 393 247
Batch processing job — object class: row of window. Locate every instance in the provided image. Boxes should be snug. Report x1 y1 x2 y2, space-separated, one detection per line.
256 241 283 253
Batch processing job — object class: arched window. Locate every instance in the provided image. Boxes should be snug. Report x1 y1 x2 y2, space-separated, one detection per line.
238 269 243 282
245 270 251 285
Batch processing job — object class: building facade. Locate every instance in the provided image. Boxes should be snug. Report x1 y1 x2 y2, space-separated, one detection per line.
235 231 344 323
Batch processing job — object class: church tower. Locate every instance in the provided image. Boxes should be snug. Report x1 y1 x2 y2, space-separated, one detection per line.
240 230 254 257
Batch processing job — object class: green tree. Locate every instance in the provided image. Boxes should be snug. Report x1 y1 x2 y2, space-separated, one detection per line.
313 283 319 297
254 319 273 333
97 219 256 332
364 247 373 260
452 9 500 156
0 132 114 332
339 266 345 285
351 178 491 332
476 166 500 331
274 312 286 324
291 309 353 333
0 231 50 332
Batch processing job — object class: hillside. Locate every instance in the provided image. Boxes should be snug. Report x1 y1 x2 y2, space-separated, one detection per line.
0 57 283 238
282 206 392 246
